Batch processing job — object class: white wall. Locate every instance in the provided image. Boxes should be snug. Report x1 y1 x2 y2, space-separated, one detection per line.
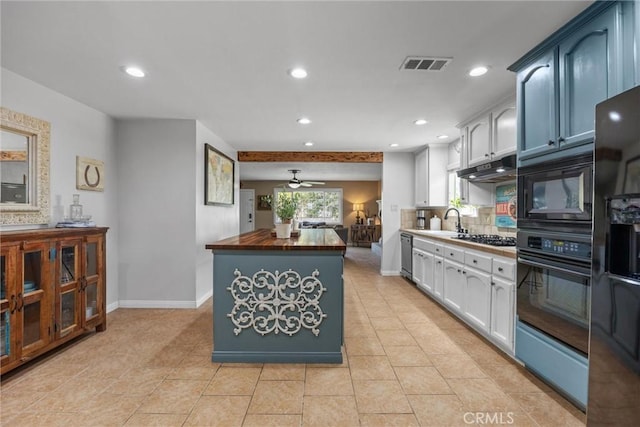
116 119 197 307
1 69 120 309
380 152 414 275
115 119 238 308
195 121 239 305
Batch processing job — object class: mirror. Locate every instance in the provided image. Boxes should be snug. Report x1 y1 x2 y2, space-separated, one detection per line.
1 107 50 225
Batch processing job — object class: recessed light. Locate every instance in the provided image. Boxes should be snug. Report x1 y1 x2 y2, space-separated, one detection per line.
414 119 428 126
297 117 311 125
469 66 488 77
437 135 449 139
469 174 477 179
496 167 506 173
389 143 399 147
609 111 621 122
289 68 308 79
123 66 145 78
304 141 314 147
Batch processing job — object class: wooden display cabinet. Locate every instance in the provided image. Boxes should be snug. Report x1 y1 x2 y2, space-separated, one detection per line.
1 227 107 374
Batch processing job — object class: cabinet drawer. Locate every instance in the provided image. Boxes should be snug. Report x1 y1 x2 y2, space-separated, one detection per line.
444 245 465 263
464 250 492 273
413 238 435 253
493 258 515 281
433 243 444 256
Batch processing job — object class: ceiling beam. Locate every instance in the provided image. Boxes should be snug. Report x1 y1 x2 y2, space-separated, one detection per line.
237 151 383 163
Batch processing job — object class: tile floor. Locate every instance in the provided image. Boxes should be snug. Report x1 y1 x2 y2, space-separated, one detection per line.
0 247 586 426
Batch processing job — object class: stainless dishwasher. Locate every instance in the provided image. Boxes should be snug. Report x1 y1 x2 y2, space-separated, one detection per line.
400 233 413 279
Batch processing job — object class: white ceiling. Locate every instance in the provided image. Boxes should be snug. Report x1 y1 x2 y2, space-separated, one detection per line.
0 0 592 181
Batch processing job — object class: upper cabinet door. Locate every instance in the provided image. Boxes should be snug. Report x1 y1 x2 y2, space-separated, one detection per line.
467 117 491 167
517 49 557 161
492 102 517 159
558 4 621 149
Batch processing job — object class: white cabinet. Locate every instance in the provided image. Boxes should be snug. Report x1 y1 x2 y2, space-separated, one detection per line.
463 267 492 333
412 248 425 288
467 115 492 167
433 246 444 302
418 251 435 295
463 97 517 167
443 259 464 313
491 101 517 161
457 97 516 207
490 255 516 352
414 144 449 207
490 276 515 352
407 233 516 355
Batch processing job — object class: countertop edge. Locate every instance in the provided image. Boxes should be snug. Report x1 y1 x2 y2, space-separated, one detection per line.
401 229 516 259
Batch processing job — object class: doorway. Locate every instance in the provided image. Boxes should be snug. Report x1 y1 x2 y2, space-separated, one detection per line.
239 189 255 234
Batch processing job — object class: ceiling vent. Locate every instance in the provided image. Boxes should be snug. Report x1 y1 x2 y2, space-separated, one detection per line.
400 56 452 72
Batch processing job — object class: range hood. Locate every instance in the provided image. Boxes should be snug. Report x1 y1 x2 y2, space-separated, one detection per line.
456 154 517 183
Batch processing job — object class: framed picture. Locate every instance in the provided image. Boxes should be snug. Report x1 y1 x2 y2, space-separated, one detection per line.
76 156 105 191
623 155 640 194
205 143 234 205
257 194 272 210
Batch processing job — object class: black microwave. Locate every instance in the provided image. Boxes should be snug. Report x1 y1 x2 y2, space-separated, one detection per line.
517 153 593 232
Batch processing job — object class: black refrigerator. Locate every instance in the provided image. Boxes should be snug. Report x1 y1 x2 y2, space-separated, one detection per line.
590 85 640 425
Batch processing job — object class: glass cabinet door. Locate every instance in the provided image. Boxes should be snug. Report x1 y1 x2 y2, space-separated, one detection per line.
0 245 17 364
57 239 82 337
83 236 103 325
19 241 51 356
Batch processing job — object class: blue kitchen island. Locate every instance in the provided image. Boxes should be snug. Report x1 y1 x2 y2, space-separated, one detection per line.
205 228 346 363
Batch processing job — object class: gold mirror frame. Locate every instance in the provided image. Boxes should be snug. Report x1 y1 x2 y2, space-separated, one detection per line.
1 107 50 225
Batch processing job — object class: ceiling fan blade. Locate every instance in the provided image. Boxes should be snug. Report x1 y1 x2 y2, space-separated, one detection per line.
305 181 325 185
300 182 313 187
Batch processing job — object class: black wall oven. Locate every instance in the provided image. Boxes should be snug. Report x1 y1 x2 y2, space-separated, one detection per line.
517 229 592 355
516 152 593 409
517 153 593 233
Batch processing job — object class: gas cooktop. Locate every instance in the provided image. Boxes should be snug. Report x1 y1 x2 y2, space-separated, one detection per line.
454 234 516 247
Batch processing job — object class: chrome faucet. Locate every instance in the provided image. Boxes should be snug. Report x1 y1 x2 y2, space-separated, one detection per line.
444 207 464 234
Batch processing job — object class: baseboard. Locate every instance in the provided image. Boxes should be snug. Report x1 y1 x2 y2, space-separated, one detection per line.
106 301 119 313
196 289 213 307
380 270 401 276
118 300 197 309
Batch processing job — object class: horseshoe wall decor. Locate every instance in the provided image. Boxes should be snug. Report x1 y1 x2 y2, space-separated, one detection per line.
76 156 105 191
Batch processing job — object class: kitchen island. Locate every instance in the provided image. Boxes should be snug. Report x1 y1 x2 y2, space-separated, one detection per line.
205 228 346 363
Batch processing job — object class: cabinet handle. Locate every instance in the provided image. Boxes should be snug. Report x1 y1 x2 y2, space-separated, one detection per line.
490 152 495 156
558 137 565 144
457 269 461 273
485 153 490 157
548 140 555 146
498 267 504 272
450 253 454 256
462 271 467 275
472 259 477 264
491 282 495 286
9 295 16 314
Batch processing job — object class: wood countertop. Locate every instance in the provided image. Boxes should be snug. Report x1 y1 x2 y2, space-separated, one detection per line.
206 228 347 252
401 229 516 259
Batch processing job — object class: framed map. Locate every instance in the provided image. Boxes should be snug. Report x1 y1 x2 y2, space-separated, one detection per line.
205 143 234 205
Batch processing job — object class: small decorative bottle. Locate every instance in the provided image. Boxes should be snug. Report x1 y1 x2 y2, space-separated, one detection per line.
69 194 83 220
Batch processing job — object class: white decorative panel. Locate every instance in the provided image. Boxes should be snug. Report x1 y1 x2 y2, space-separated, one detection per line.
227 268 327 336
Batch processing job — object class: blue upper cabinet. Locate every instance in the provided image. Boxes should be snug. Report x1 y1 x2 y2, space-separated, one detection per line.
509 1 636 166
517 50 557 160
558 4 621 150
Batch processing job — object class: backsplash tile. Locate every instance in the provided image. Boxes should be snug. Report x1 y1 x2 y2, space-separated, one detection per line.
402 207 515 238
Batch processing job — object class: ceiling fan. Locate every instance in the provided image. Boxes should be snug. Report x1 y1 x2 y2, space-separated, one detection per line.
284 169 325 189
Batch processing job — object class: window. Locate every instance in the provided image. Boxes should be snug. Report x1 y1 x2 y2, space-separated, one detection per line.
274 188 343 224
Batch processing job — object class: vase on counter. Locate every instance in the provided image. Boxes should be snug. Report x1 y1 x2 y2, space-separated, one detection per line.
275 222 292 238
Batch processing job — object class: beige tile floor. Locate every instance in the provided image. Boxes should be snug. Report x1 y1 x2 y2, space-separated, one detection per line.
0 247 586 426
